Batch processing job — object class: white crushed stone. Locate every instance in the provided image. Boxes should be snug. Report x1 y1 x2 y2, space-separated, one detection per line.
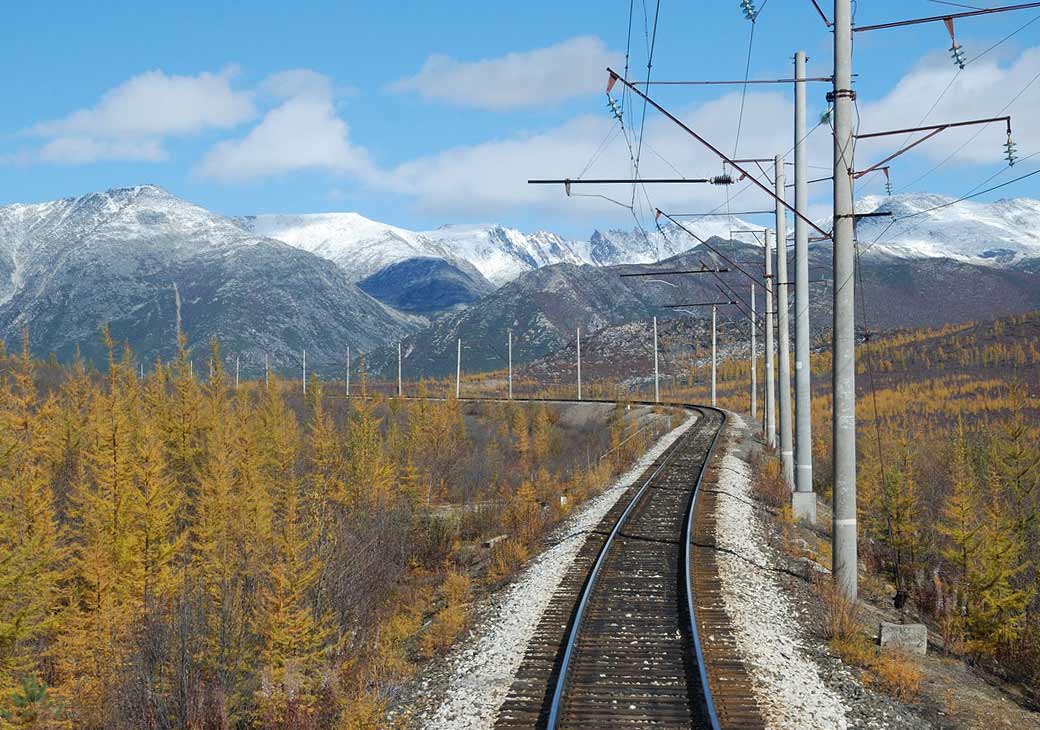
420 411 698 730
714 413 848 729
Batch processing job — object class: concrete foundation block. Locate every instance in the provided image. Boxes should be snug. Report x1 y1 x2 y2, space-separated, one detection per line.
792 490 817 523
879 622 928 655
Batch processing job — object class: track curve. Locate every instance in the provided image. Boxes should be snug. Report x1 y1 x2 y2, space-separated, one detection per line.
493 402 760 729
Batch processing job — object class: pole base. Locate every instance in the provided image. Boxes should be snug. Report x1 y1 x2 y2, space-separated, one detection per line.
792 491 817 524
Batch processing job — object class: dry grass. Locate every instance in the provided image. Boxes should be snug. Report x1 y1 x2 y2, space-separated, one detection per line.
815 574 923 701
420 570 472 658
817 573 862 644
753 458 788 508
487 538 529 582
869 651 924 700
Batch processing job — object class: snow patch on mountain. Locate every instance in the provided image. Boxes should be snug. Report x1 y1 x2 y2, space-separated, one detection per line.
853 194 1040 265
243 211 758 287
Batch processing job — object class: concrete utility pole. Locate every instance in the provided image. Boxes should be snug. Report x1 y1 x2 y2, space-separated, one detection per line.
751 283 757 420
346 346 351 397
235 357 240 390
456 338 462 398
775 156 795 488
508 330 513 400
302 349 307 395
832 0 859 600
793 49 817 523
711 304 717 407
653 316 660 403
576 327 582 401
397 342 403 397
764 229 777 448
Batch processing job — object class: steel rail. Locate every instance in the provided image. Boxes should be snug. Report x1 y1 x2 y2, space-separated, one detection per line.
544 403 726 729
685 407 727 730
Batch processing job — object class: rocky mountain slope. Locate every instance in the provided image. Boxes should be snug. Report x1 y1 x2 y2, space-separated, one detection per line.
0 186 420 371
357 256 494 317
359 238 1040 380
244 194 1040 297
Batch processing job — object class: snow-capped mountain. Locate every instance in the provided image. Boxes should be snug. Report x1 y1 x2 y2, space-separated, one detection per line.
237 212 588 287
0 186 419 369
240 211 757 287
853 194 1040 266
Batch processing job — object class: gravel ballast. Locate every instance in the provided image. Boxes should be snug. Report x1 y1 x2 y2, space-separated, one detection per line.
713 413 850 729
401 410 698 729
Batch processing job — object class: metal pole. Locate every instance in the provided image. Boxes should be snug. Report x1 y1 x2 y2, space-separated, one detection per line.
653 316 660 403
397 342 403 397
764 230 777 448
346 346 351 396
456 338 461 398
832 0 858 600
776 156 795 488
302 349 307 395
711 305 717 407
576 327 582 401
508 330 513 400
751 283 757 420
794 50 817 522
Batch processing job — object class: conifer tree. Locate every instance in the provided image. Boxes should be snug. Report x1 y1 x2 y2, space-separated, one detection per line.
0 333 63 708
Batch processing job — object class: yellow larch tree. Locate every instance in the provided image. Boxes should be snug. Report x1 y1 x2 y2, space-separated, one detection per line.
0 334 63 714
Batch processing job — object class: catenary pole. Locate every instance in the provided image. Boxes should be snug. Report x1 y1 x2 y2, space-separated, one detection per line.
832 0 858 600
576 327 582 401
397 342 402 397
711 305 717 407
508 330 513 399
653 316 660 402
793 50 817 522
751 283 757 420
264 354 269 389
302 350 306 395
456 338 462 398
346 346 351 396
764 230 777 448
235 356 239 390
775 156 795 488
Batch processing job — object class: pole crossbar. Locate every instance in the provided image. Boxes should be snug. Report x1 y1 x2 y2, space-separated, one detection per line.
855 117 1011 178
632 77 833 85
608 67 831 238
664 301 737 307
528 178 711 184
853 1 1040 32
855 116 1012 139
620 268 729 277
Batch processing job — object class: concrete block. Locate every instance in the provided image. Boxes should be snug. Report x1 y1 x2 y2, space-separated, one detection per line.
792 490 817 523
879 622 928 655
482 535 508 549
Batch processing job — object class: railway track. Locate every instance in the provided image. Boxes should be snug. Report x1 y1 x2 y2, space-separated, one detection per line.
495 405 764 729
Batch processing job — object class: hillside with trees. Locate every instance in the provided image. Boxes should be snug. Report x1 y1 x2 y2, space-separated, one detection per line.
0 330 668 729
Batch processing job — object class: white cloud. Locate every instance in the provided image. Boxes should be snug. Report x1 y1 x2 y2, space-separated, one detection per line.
31 67 254 139
388 36 622 110
856 47 1040 167
370 90 830 219
198 74 370 182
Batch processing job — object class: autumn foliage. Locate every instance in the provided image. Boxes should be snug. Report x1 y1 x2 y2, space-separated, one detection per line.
0 331 656 728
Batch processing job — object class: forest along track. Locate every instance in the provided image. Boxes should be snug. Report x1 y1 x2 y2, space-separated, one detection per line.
495 406 763 729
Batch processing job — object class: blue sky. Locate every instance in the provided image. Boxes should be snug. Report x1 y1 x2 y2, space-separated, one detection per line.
3 0 1039 237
